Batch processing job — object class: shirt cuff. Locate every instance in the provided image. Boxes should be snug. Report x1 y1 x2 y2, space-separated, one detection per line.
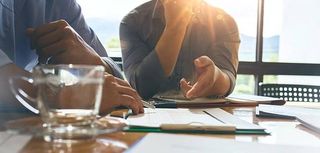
101 57 123 79
0 50 13 68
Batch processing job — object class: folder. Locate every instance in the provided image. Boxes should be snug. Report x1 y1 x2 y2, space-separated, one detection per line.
151 94 285 108
257 104 320 134
125 108 268 135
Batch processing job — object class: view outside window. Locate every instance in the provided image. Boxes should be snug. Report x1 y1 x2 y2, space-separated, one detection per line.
77 0 258 94
264 75 320 86
264 0 320 63
234 75 255 94
77 0 149 57
263 0 320 85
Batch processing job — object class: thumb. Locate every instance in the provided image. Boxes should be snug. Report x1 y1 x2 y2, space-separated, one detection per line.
194 56 213 68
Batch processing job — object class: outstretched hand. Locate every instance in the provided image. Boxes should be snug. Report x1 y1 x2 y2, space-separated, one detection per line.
180 56 218 99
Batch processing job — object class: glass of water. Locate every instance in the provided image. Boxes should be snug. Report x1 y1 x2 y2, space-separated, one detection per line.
10 64 123 142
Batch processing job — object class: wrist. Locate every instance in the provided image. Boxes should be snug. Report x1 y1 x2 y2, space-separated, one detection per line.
210 67 230 96
164 23 188 33
97 57 113 74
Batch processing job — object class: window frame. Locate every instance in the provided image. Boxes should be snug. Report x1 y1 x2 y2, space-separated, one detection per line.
241 0 320 94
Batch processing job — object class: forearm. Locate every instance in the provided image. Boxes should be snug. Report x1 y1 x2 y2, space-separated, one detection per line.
96 56 113 75
155 25 188 76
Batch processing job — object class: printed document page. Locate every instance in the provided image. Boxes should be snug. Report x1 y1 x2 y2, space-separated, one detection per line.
127 108 264 131
0 132 32 153
126 133 320 153
127 108 225 128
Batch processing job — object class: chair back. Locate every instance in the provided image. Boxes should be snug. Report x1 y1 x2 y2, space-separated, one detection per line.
258 83 320 102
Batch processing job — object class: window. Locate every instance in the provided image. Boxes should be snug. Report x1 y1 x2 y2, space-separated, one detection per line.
77 0 149 57
234 75 255 94
264 75 320 86
263 0 320 63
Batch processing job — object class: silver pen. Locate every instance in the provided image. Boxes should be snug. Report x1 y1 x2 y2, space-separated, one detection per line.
141 100 156 109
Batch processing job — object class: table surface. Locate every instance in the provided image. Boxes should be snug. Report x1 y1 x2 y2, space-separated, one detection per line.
1 103 320 153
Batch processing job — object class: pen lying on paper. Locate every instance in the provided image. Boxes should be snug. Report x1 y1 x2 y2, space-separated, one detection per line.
141 100 156 109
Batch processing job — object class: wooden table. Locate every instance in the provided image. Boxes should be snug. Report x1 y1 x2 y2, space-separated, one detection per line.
1 103 320 153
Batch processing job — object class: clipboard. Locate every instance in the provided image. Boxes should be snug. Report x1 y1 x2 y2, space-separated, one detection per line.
125 108 268 135
151 94 286 108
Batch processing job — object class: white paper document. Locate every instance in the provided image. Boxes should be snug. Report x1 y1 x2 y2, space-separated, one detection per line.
228 94 284 104
126 133 320 153
204 108 264 130
258 104 320 118
127 108 265 131
0 132 32 153
257 104 320 133
296 115 320 133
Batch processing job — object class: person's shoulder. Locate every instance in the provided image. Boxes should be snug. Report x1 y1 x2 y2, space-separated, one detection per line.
121 0 154 23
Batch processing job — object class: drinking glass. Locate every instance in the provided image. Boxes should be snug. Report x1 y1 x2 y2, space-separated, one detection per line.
9 64 119 142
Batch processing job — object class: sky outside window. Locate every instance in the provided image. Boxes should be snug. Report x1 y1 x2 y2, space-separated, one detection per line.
263 0 320 64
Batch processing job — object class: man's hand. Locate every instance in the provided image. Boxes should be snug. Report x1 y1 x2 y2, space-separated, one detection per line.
100 74 144 115
56 74 144 115
180 56 230 99
26 20 111 72
161 0 201 28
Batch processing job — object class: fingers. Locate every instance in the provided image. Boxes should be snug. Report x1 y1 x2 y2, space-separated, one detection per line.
103 75 144 114
115 82 144 113
114 77 131 87
28 20 69 45
186 80 207 99
186 67 214 98
33 28 64 49
114 77 144 100
117 95 141 115
37 39 67 62
180 78 192 98
104 74 116 83
117 84 140 100
26 20 76 63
